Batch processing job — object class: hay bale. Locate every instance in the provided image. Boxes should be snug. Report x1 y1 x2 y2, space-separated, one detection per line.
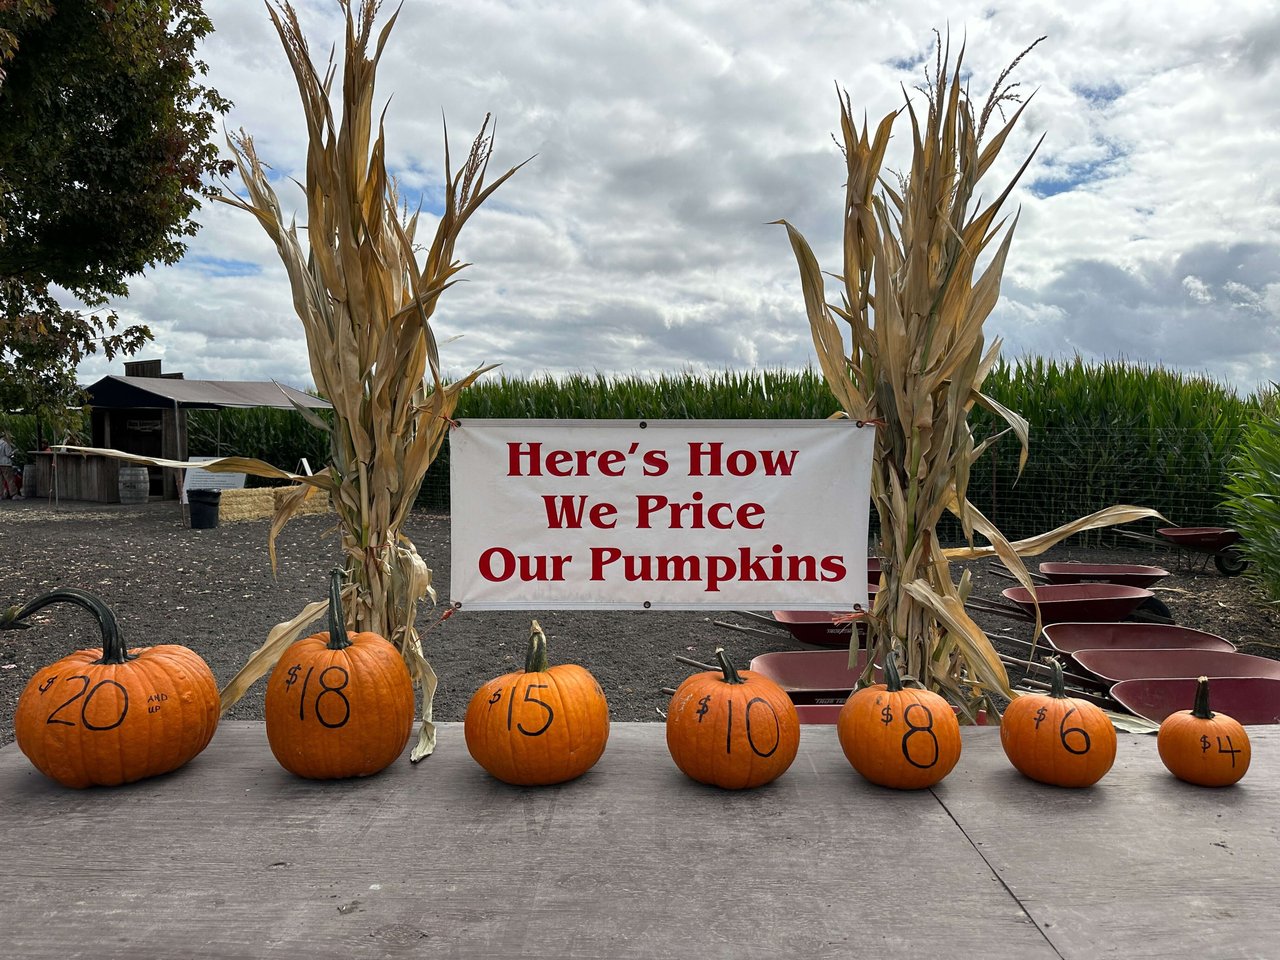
273 485 331 517
218 488 277 522
215 486 331 522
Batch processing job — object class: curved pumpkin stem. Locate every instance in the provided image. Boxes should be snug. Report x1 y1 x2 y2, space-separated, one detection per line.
326 568 353 651
525 620 550 673
1192 675 1215 720
713 647 746 685
0 588 133 665
883 645 905 692
1044 656 1069 698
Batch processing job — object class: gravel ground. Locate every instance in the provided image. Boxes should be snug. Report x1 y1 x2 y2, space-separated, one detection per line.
4 497 1278 748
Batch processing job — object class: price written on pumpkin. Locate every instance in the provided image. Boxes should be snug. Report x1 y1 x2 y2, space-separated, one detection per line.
485 682 555 737
687 693 781 758
38 673 130 732
1201 734 1243 767
283 663 351 728
877 700 940 769
1029 704 1094 755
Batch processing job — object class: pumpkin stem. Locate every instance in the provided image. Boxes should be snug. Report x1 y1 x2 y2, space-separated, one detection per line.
525 620 550 672
1045 657 1069 698
326 568 353 651
714 647 746 684
883 645 905 692
1192 676 1215 720
1 588 133 664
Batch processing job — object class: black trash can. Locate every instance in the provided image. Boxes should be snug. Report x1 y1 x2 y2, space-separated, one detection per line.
188 489 221 529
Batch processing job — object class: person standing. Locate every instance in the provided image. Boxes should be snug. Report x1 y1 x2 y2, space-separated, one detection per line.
0 432 21 499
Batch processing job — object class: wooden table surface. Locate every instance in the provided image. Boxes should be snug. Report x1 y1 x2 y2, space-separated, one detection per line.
1 723 1275 959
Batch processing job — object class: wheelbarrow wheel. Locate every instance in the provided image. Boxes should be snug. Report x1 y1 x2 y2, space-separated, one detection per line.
1127 594 1174 624
1214 547 1248 577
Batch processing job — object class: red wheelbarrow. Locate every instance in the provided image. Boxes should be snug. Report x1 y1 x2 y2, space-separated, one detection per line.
1120 526 1248 576
747 649 876 723
997 622 1239 700
1159 527 1248 576
986 561 1173 620
1037 561 1170 589
1041 622 1236 658
1110 676 1280 724
720 582 879 649
968 583 1157 626
1071 648 1280 684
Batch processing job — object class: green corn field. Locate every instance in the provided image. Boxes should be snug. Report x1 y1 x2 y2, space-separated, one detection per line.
2 357 1272 547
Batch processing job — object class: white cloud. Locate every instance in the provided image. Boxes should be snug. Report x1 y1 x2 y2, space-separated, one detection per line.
71 0 1280 395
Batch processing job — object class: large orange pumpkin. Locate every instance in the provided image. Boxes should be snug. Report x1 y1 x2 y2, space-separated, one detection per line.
265 569 415 779
465 621 610 786
1000 657 1116 788
666 647 800 789
1157 676 1251 787
8 588 219 788
837 646 961 789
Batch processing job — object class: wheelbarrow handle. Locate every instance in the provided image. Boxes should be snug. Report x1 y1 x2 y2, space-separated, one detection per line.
985 562 1049 584
964 595 1034 623
712 619 786 640
998 652 1106 690
1014 678 1116 708
729 610 790 632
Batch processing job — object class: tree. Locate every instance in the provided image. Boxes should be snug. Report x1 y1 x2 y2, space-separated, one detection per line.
0 0 233 417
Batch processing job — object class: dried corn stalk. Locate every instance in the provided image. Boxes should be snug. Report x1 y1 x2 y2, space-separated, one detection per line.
777 34 1158 717
205 0 523 758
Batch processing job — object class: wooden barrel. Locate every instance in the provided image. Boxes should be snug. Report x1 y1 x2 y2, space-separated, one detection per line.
118 465 150 504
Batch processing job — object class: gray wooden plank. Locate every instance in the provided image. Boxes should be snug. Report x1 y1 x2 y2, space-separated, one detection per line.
935 726 1280 960
0 723 1052 960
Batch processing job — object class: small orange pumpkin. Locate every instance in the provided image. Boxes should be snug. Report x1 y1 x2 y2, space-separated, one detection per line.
8 588 219 788
1000 657 1116 788
265 569 415 779
465 621 610 786
837 646 961 789
1157 676 1251 787
666 647 800 790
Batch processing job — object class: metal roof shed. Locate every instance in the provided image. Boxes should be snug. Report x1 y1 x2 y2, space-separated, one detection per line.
85 376 331 411
83 375 330 500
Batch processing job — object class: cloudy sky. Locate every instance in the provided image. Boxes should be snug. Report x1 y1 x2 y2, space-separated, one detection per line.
74 0 1280 394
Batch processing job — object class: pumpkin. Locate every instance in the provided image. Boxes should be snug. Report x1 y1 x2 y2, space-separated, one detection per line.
666 647 800 790
264 569 415 779
8 588 219 788
465 620 609 786
837 646 962 789
1000 657 1116 788
1157 676 1251 786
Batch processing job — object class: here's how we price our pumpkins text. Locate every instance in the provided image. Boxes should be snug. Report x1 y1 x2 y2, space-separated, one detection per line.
450 421 875 611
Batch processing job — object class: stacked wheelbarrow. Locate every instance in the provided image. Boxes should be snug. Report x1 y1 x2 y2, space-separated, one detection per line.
969 556 1279 724
1034 621 1280 724
728 553 1280 726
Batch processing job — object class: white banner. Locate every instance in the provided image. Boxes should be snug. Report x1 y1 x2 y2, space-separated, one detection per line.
449 419 874 611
